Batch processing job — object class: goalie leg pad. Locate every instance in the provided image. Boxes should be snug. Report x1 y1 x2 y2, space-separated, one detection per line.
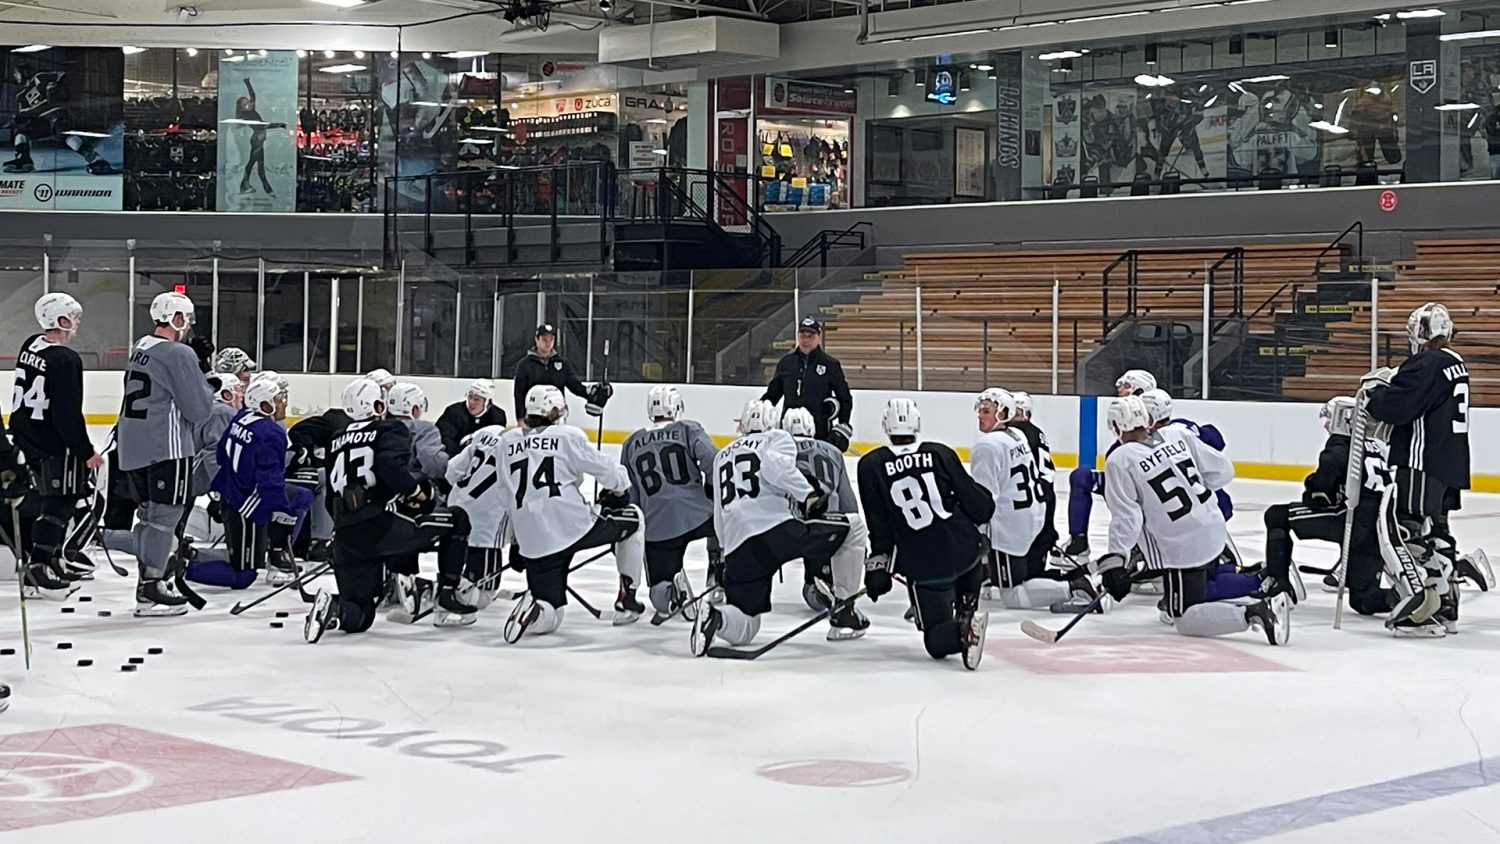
1377 486 1439 624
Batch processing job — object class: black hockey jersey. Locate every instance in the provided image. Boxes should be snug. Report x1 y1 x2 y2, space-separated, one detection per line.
1010 419 1056 503
856 442 995 581
327 418 418 528
1367 347 1470 490
288 407 352 469
1304 433 1390 504
10 333 93 461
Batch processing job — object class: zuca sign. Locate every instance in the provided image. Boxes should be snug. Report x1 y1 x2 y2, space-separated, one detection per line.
764 77 856 114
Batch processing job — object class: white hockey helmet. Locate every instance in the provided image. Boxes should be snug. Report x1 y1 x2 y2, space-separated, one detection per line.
34 292 82 334
386 382 428 418
212 347 256 375
466 378 495 401
525 384 567 422
1107 395 1152 438
1406 302 1453 353
1140 388 1174 427
365 368 396 392
252 369 289 395
207 373 241 404
647 385 684 422
149 291 195 330
974 387 1015 416
1321 395 1357 436
1115 369 1157 396
342 377 385 421
882 396 922 438
1011 390 1034 419
781 407 816 438
738 399 778 434
244 376 285 415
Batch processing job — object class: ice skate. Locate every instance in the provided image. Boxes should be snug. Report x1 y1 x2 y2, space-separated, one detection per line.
1245 593 1291 646
1455 549 1493 592
802 580 831 612
1390 617 1446 638
0 682 9 715
134 578 189 617
61 549 96 581
387 575 433 624
826 602 869 641
433 585 478 627
2 156 34 174
1062 534 1089 558
304 589 339 643
961 610 989 670
672 569 697 622
1049 574 1111 614
613 575 645 626
22 561 79 601
690 603 723 656
265 549 300 587
503 592 541 643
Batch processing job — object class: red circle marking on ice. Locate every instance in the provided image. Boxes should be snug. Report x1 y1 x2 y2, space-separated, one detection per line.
1379 189 1398 212
755 760 911 788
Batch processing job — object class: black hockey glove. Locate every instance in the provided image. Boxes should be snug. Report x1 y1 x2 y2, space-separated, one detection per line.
206 494 223 524
0 464 31 500
584 383 613 417
797 489 830 520
827 427 850 453
1092 553 1132 602
597 487 631 512
1302 489 1333 508
864 554 893 602
188 334 216 374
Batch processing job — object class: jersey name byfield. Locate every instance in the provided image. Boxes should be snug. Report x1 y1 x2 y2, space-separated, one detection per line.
1135 436 1189 473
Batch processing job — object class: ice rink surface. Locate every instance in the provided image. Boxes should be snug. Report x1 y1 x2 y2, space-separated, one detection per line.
4 455 1500 843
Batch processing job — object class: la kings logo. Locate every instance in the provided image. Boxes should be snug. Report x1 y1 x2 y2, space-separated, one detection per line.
816 364 826 375
553 361 562 370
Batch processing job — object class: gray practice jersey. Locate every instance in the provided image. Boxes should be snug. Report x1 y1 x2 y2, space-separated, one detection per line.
118 336 214 472
402 418 448 481
191 400 240 495
794 436 855 514
622 419 717 541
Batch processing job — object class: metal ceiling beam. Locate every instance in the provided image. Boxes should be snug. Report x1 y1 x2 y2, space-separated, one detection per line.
0 0 118 18
624 0 769 20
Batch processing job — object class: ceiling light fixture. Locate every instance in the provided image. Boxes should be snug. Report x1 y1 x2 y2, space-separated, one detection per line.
1434 102 1481 111
443 50 489 58
354 50 366 59
1397 8 1445 19
1038 50 1085 60
324 49 336 58
319 63 367 74
1134 73 1175 87
1441 29 1500 41
1308 120 1349 134
309 0 367 7
12 45 51 53
186 48 199 56
121 46 146 54
1240 74 1291 83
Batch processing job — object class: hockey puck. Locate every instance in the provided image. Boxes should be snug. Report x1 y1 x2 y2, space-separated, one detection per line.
275 611 290 618
61 607 75 614
120 664 137 672
77 659 93 667
0 648 14 656
147 647 162 655
269 621 284 629
128 656 145 665
98 610 112 617
78 595 92 603
57 642 73 650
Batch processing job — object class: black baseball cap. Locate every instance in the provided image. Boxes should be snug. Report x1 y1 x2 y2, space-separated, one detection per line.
536 324 556 337
798 318 822 334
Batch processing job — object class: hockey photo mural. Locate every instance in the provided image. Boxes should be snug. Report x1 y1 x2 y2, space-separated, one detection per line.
0 46 123 210
216 51 298 213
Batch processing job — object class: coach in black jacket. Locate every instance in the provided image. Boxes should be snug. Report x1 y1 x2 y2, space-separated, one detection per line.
763 318 854 451
512 324 611 421
437 378 508 455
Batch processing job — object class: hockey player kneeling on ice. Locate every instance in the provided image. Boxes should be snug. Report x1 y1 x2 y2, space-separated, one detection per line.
1008 391 1061 575
1362 302 1487 637
441 425 513 625
971 388 1097 612
502 385 647 642
690 400 869 656
208 378 312 589
383 382 451 619
118 292 216 617
1097 396 1290 645
782 407 860 612
857 398 993 669
622 386 720 624
304 378 472 643
1064 369 1156 558
1263 397 1390 615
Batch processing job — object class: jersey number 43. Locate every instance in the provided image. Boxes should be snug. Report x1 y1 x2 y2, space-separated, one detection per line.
330 446 375 493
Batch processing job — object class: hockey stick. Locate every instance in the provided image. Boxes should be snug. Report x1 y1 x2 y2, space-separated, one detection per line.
230 561 331 615
3 499 32 670
591 339 610 500
494 546 612 601
1019 571 1149 645
650 584 714 626
567 584 603 619
1332 392 1369 631
705 587 868 661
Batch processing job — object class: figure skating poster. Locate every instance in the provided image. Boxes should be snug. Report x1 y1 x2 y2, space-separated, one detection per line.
217 51 298 212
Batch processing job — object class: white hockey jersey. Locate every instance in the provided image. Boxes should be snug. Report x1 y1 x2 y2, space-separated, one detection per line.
445 424 511 550
970 428 1045 555
712 429 813 556
1104 425 1235 570
503 422 631 558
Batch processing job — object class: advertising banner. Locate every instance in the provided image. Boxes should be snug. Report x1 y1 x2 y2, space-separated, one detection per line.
0 47 124 210
764 77 857 114
217 50 298 212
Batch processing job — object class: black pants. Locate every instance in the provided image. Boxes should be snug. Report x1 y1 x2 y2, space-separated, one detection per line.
1393 466 1458 538
332 508 469 634
1266 499 1392 615
104 451 135 531
222 509 267 573
523 511 639 609
908 561 984 659
724 516 850 617
25 453 91 569
1162 563 1213 618
645 517 715 587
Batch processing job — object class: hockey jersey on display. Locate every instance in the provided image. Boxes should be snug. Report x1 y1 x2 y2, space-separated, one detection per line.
10 334 93 461
117 336 214 472
712 429 812 556
212 409 295 525
856 441 995 581
327 418 418 528
1367 347 1471 490
1104 425 1235 570
622 419 717 541
504 423 630 558
445 425 511 549
970 427 1045 556
793 436 856 515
